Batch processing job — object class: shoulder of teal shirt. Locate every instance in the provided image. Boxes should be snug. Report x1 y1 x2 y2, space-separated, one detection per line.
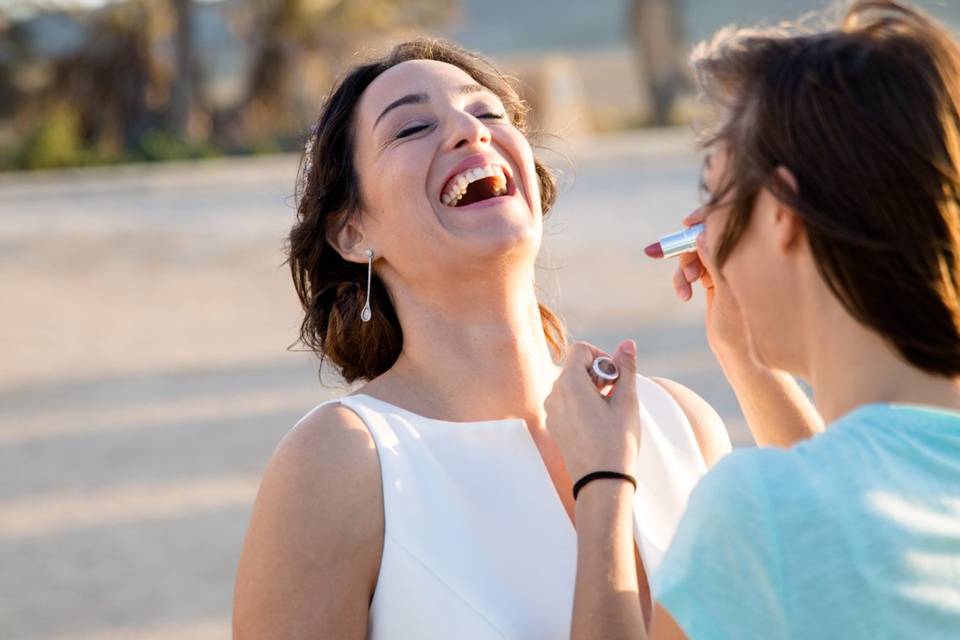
838 401 960 434
651 402 960 640
651 446 795 640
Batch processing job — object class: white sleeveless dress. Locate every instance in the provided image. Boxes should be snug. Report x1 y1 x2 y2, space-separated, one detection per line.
302 374 707 639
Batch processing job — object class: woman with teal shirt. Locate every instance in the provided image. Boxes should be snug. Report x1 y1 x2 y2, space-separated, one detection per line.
544 0 960 638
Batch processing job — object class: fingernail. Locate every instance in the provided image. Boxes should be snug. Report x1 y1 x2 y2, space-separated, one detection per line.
623 340 636 357
683 264 700 281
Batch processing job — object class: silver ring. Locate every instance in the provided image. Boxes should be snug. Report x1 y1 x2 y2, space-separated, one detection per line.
591 356 619 382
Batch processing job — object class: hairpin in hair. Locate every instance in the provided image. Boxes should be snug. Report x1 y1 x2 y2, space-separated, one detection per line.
301 125 318 191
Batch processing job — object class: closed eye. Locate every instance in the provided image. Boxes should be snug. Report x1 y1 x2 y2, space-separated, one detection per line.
395 124 432 139
394 112 504 139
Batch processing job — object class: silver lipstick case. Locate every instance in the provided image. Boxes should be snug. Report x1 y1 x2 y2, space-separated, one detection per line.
659 223 705 258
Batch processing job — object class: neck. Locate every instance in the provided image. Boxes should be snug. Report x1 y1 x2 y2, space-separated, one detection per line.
371 271 561 428
803 294 960 424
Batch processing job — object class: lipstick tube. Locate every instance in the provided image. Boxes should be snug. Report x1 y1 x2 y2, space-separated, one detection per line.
655 223 705 259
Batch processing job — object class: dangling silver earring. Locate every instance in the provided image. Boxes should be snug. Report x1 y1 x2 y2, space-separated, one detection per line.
361 249 374 322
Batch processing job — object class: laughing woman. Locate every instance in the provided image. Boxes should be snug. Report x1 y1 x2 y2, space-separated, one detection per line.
231 40 747 639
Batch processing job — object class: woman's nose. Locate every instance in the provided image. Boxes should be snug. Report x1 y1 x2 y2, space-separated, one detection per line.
447 112 492 149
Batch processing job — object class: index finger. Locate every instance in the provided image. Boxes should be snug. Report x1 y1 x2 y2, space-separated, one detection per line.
563 341 608 371
682 207 706 227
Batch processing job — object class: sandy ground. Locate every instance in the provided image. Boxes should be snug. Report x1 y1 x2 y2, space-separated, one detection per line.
0 128 753 639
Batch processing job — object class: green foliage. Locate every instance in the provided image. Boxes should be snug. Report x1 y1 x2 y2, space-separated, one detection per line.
3 0 458 171
0 116 230 173
21 105 84 170
137 130 219 162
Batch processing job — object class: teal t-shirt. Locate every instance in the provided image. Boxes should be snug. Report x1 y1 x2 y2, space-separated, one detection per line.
652 403 960 639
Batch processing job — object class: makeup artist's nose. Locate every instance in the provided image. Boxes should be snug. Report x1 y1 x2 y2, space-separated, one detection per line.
447 111 492 150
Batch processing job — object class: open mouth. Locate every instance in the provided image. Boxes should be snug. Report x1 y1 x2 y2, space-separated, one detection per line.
440 163 514 208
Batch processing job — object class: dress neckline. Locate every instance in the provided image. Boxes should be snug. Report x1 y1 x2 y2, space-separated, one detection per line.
349 392 578 534
349 393 528 428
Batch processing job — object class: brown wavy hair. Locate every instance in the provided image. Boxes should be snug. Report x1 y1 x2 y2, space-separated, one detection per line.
693 0 960 376
288 39 566 383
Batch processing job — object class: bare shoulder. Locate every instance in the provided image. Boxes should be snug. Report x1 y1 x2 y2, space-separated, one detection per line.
267 402 382 515
649 377 732 468
233 402 383 639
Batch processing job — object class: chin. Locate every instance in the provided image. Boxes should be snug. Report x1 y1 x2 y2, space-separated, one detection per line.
441 196 540 244
460 225 541 261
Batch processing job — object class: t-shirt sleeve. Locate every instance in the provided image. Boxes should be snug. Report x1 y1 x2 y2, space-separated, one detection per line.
651 451 789 640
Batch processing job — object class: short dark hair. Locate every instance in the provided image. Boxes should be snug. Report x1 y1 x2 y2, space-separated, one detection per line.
288 38 565 383
694 0 960 376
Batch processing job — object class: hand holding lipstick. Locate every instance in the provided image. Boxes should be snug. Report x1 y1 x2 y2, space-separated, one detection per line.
671 209 710 302
647 209 756 364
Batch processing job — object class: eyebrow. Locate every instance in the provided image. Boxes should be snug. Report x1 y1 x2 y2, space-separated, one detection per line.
373 83 494 130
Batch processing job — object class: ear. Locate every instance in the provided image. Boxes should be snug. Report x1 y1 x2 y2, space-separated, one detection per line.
771 166 805 254
325 214 370 264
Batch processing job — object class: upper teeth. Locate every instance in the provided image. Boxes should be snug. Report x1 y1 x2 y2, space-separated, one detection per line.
441 164 508 206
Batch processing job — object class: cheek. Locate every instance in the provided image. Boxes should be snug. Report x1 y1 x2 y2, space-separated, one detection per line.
363 146 432 220
723 234 790 347
702 206 728 258
708 205 765 306
723 249 762 311
529 163 545 216
499 128 542 213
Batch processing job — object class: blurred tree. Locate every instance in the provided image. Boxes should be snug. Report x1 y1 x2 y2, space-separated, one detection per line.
0 12 28 123
628 0 688 126
1 0 455 168
0 0 193 158
168 0 194 138
225 0 455 143
50 0 168 148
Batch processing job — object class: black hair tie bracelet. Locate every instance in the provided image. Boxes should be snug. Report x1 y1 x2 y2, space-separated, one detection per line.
572 471 638 500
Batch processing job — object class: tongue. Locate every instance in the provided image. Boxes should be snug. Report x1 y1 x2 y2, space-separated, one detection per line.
456 177 500 207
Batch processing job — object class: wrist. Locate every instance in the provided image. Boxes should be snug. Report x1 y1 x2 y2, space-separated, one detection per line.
573 470 638 501
573 479 636 526
568 453 637 486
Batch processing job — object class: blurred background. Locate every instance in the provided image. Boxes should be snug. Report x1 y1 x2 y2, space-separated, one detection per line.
1 1 957 638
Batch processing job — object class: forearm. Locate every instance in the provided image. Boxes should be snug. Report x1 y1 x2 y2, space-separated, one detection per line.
718 353 824 447
571 480 648 640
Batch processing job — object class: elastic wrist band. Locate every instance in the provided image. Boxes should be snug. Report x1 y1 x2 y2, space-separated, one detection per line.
572 471 638 500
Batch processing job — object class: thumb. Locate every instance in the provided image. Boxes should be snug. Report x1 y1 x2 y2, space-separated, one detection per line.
614 339 637 374
611 339 638 407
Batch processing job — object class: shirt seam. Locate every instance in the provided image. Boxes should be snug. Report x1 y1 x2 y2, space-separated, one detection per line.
381 532 510 639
